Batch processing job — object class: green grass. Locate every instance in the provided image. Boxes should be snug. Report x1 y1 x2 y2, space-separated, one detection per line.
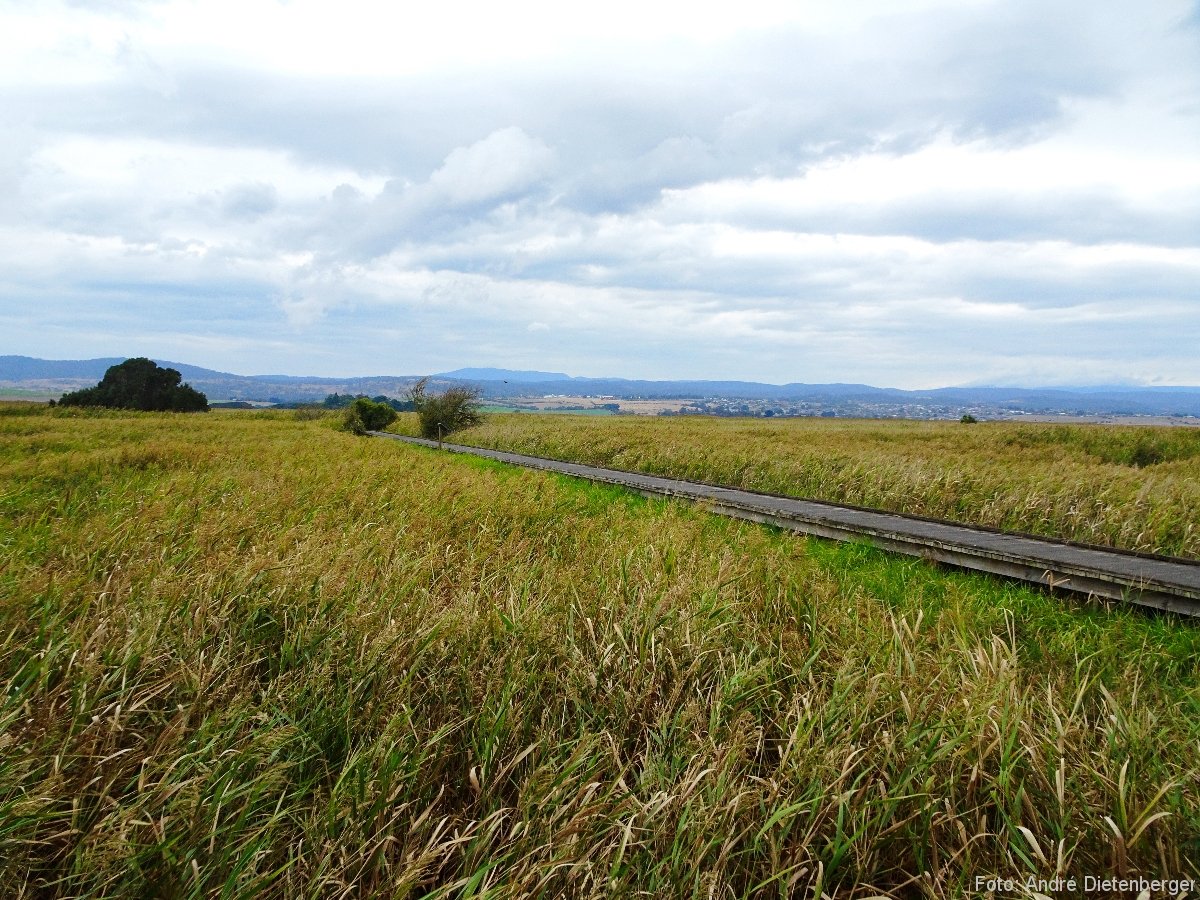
423 414 1200 559
2 405 1199 897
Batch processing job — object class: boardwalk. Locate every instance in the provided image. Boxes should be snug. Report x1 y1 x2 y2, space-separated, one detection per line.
371 432 1200 616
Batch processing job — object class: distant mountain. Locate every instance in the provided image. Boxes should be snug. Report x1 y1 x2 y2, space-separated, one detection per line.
4 356 1200 417
0 356 456 403
0 355 239 383
410 375 1200 417
435 367 571 383
465 376 913 402
0 355 126 380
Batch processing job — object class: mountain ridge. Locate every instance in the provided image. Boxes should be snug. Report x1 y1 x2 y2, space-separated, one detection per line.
4 356 1200 417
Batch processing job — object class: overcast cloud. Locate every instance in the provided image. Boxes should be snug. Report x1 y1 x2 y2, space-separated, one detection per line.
1 0 1197 386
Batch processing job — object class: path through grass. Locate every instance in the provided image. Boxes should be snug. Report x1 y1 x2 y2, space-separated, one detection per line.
436 414 1200 559
2 407 1198 896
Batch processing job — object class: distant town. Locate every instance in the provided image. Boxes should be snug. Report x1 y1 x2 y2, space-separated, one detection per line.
485 393 1199 425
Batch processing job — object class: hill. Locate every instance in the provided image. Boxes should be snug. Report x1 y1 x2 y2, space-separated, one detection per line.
434 367 570 382
4 356 1200 417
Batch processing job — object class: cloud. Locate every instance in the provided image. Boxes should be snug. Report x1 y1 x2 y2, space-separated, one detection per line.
654 135 1200 248
1 0 1197 386
427 127 554 207
220 182 278 221
318 127 556 258
277 291 330 329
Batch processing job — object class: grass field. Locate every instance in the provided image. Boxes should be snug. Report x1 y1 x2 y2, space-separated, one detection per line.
3 405 1199 897
422 414 1200 560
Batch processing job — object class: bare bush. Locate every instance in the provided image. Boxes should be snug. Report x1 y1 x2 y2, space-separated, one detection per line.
409 377 483 441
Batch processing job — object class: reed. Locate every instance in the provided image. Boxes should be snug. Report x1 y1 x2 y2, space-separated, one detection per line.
435 414 1200 559
2 405 1197 897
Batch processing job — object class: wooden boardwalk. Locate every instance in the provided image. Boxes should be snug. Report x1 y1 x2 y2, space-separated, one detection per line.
371 432 1200 616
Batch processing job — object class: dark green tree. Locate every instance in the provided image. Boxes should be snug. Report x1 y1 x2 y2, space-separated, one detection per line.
323 392 414 412
341 397 399 434
59 358 209 412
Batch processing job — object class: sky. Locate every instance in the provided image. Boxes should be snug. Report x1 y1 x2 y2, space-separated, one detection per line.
1 0 1197 388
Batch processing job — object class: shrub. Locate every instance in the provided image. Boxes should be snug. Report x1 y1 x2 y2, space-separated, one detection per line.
342 397 397 434
342 408 366 435
960 414 978 424
408 378 483 441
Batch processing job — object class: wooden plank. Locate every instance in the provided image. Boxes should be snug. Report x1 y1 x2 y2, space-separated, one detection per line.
371 432 1200 616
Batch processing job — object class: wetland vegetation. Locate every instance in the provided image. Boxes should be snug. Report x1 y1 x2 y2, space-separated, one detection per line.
2 405 1198 896
434 414 1200 559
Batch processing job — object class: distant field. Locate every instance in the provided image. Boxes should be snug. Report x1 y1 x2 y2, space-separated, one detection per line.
479 404 529 413
481 405 616 415
3 405 1199 896
0 388 56 401
421 414 1200 560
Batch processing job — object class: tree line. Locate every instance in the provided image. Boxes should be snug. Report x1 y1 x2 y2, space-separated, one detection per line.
53 358 486 441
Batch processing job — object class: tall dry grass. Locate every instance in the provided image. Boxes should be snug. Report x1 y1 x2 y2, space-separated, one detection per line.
434 414 1200 559
2 405 1198 897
